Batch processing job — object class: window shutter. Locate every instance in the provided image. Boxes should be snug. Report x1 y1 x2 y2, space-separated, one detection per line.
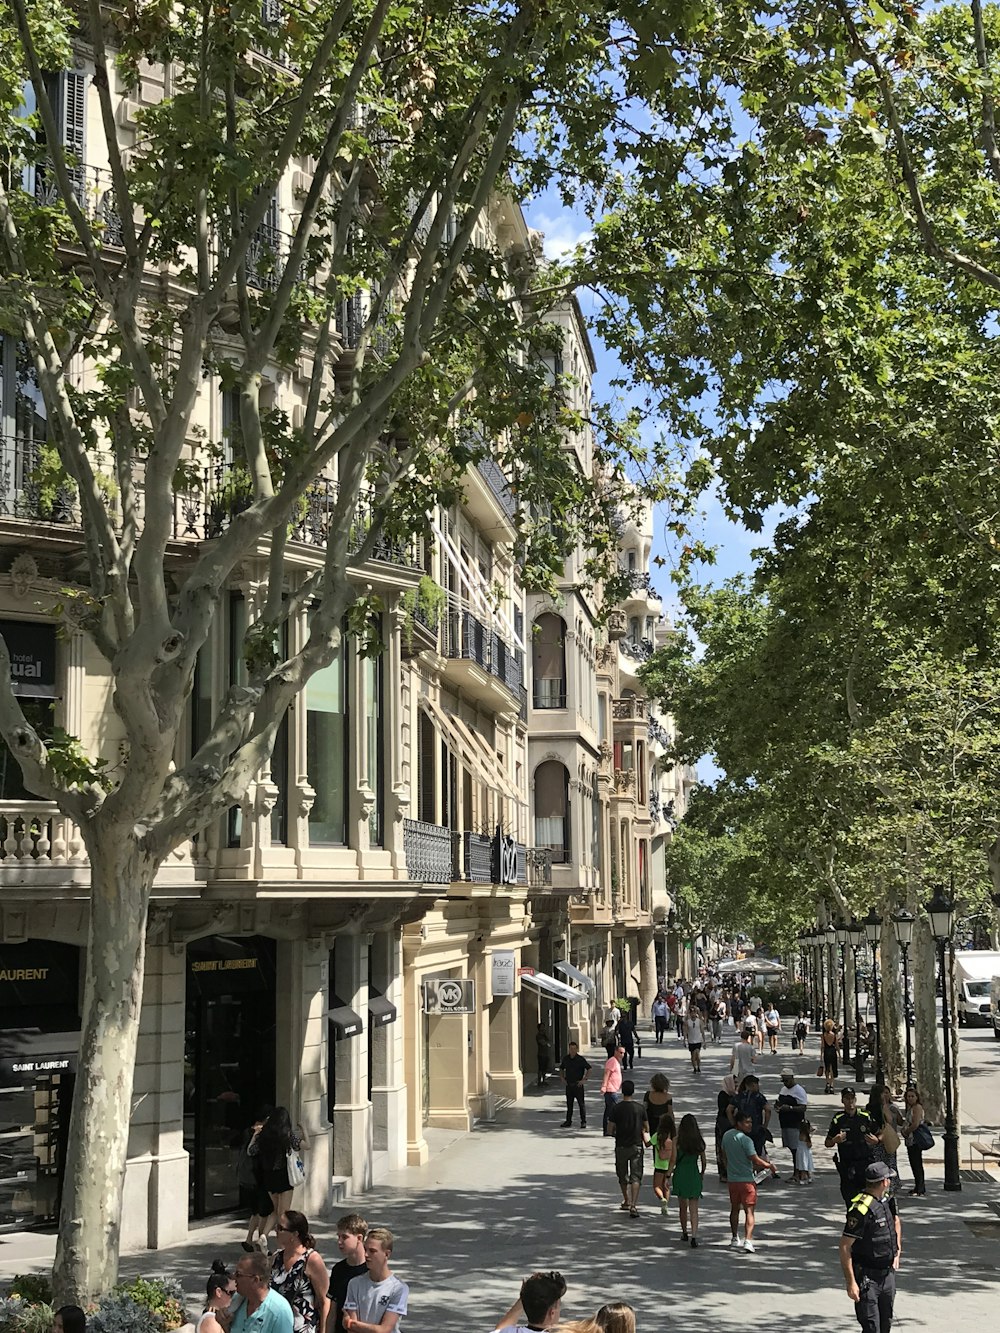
60 70 87 202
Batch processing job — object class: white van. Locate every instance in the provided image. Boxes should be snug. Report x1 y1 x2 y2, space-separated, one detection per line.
956 951 1000 1025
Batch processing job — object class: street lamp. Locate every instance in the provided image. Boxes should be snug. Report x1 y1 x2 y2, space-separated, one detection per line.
925 887 961 1192
808 928 821 1030
892 908 916 1087
864 908 884 1084
836 919 852 1065
816 923 828 1028
824 922 837 1048
847 917 866 1082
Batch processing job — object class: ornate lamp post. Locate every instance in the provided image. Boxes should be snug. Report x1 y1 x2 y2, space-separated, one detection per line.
810 927 822 1030
816 923 828 1027
797 931 810 1019
926 887 961 1192
836 919 852 1065
848 917 866 1082
864 908 884 1085
892 908 916 1087
824 922 837 1038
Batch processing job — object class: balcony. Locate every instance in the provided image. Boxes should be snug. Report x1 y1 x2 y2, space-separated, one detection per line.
403 818 453 883
0 436 80 528
612 697 647 722
476 456 517 521
454 831 528 885
533 678 567 710
648 715 670 749
620 637 654 664
526 847 553 887
620 569 662 603
461 439 517 537
442 608 523 706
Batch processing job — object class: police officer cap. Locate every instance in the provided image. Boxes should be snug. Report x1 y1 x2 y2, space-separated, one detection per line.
864 1161 897 1182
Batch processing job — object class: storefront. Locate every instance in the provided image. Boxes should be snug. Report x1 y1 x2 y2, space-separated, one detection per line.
0 940 80 1230
184 935 276 1218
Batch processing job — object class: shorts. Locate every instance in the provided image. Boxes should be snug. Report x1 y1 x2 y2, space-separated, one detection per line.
688 1043 703 1052
728 1181 757 1208
781 1126 801 1152
615 1146 644 1185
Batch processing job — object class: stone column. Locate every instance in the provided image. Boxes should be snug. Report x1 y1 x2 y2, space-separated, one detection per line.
369 928 407 1171
486 966 523 1104
330 934 371 1193
121 936 188 1250
467 940 490 1120
402 929 430 1165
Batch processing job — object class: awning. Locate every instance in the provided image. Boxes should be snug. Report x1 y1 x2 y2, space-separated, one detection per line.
420 695 525 805
554 960 596 996
329 1005 364 1039
519 970 585 1005
368 995 397 1027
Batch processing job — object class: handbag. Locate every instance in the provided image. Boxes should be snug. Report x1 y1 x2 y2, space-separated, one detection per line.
286 1145 306 1187
881 1120 901 1156
816 1063 825 1078
912 1121 934 1152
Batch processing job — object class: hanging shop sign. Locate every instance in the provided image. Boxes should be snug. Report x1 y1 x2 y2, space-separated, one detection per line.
422 978 475 1014
491 950 516 997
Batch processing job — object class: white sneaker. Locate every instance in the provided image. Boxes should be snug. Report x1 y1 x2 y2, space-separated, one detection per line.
729 1236 742 1249
743 1240 756 1253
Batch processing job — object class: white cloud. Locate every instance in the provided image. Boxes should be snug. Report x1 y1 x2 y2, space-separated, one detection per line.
528 209 593 260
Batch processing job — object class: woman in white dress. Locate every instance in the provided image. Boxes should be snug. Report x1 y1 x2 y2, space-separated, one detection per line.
197 1262 235 1333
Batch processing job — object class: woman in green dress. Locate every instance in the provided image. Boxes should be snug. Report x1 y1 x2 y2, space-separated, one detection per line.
673 1113 707 1247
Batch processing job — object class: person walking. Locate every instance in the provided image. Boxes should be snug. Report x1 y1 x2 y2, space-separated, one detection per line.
651 1112 676 1215
826 1086 878 1205
558 1042 591 1129
342 1227 409 1333
722 1109 778 1253
901 1086 930 1197
600 1045 625 1135
675 988 687 1040
608 1078 649 1217
715 1082 736 1182
793 1012 808 1056
241 1111 273 1252
326 1214 369 1333
652 994 669 1043
730 1026 757 1081
838 1162 902 1333
270 1210 330 1333
673 1114 707 1247
197 1267 236 1333
618 1010 637 1070
685 1007 705 1073
775 1068 807 1181
248 1107 307 1252
796 1119 814 1184
642 1072 673 1139
867 1085 903 1176
535 1022 552 1087
764 1003 781 1054
821 1019 840 1094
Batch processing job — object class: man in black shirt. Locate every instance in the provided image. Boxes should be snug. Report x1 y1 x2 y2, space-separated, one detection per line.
326 1212 368 1333
558 1042 591 1128
608 1079 649 1216
839 1162 902 1333
826 1086 879 1204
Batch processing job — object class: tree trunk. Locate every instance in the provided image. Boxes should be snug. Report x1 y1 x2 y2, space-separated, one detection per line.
637 927 656 1016
53 829 158 1304
912 917 943 1121
879 913 904 1094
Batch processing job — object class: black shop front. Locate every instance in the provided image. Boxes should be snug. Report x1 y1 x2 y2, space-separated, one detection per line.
0 940 81 1230
184 935 276 1217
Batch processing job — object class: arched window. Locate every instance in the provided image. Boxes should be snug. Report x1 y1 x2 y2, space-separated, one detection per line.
534 760 570 863
532 613 566 708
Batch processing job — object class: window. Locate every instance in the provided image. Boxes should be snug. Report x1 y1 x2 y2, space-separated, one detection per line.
531 613 566 709
306 639 348 844
227 593 248 847
36 71 87 206
598 693 607 743
534 760 569 864
364 628 384 847
417 709 437 824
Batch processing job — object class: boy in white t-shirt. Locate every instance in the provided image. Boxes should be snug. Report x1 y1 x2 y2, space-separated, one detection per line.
343 1227 409 1333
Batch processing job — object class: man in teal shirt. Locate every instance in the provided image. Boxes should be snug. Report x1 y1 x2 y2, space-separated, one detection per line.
722 1109 777 1253
230 1252 294 1333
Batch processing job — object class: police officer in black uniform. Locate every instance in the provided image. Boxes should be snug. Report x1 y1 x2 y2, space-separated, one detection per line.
825 1085 879 1204
838 1161 902 1333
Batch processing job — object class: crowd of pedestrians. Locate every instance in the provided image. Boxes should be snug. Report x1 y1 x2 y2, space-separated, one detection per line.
536 965 927 1333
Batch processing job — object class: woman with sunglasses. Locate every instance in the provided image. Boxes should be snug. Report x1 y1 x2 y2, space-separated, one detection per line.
271 1210 330 1333
198 1261 236 1333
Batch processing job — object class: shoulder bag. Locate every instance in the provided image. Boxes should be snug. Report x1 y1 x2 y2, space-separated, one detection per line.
287 1143 306 1187
912 1121 934 1152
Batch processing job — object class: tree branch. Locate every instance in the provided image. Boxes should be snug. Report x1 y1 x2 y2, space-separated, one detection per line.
970 0 1000 188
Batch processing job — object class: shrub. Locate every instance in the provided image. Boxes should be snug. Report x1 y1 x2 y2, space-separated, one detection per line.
113 1278 185 1332
90 1277 186 1333
0 1297 55 1333
6 1279 52 1307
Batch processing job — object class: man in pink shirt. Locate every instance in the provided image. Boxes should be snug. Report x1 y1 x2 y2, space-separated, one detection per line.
601 1046 625 1136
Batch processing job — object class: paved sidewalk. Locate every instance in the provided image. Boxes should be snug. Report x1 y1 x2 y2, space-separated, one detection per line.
2 1032 999 1329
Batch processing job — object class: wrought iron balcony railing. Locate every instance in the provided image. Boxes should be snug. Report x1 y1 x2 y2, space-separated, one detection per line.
403 818 454 884
443 608 523 698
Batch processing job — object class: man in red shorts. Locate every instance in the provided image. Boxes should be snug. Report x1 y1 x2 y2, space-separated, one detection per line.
721 1109 778 1253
